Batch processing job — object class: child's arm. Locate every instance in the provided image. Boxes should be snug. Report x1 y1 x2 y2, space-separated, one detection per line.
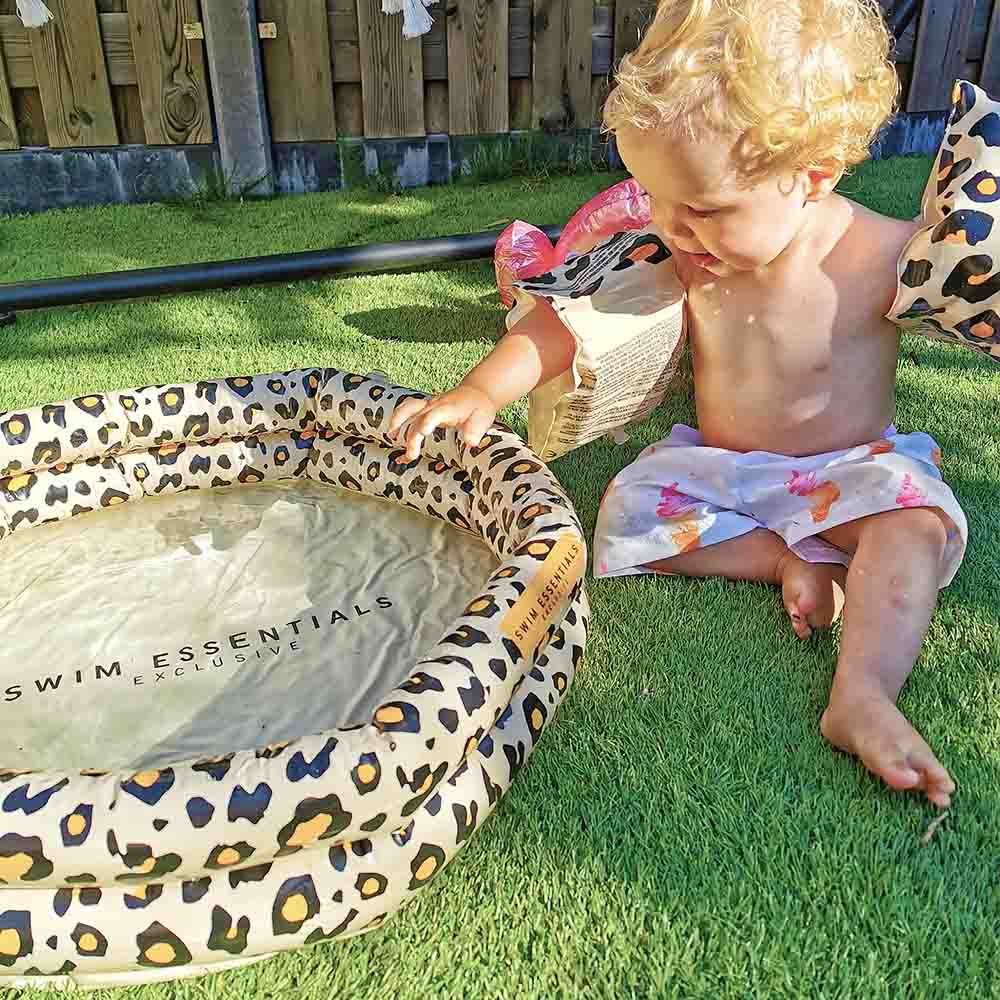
389 299 576 461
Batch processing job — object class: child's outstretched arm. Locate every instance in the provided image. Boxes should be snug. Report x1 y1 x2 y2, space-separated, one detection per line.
389 299 576 461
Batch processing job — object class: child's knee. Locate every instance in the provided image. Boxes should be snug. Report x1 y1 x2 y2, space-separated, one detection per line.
861 506 951 557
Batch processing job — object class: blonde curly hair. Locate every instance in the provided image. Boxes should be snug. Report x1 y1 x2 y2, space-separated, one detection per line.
604 0 899 180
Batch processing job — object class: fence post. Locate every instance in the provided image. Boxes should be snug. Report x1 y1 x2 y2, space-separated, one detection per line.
201 0 274 196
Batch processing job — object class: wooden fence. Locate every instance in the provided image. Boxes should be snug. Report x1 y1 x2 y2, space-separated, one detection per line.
0 0 996 207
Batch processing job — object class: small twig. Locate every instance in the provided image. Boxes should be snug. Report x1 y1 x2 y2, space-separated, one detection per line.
920 809 950 846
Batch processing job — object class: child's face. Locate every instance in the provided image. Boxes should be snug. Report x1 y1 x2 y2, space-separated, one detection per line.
616 124 830 276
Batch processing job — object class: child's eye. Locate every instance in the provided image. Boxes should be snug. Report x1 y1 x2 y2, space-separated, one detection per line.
688 206 717 219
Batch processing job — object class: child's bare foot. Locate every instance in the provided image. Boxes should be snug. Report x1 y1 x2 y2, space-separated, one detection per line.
821 686 955 807
776 552 846 639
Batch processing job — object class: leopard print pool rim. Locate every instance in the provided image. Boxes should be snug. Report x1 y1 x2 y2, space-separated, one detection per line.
0 368 589 987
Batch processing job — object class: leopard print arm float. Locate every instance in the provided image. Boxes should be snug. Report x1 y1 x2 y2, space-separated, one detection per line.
887 79 1000 362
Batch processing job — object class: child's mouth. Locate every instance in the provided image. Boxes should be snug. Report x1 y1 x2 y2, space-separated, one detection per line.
689 252 719 268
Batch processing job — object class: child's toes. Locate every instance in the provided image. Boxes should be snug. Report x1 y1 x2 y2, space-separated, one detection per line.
927 786 953 809
822 693 954 804
785 601 813 639
875 756 922 791
909 753 955 807
779 558 845 640
781 584 817 639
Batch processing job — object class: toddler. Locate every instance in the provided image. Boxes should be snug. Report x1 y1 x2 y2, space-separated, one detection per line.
390 0 967 807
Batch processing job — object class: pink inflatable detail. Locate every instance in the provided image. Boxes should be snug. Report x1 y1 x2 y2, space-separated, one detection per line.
494 179 652 306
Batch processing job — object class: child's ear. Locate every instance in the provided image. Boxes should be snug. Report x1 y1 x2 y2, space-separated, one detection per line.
803 161 845 201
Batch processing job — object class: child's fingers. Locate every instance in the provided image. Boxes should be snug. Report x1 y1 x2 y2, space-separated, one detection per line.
460 409 495 448
407 403 457 446
403 428 426 463
389 396 430 436
402 402 461 461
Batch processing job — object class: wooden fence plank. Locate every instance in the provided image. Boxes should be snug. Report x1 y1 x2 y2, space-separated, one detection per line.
591 73 610 126
329 0 361 83
533 0 563 128
980 0 1000 95
0 16 35 87
101 13 138 85
332 0 449 82
102 1 145 145
566 0 593 122
335 81 364 136
328 0 360 135
614 0 654 63
12 88 46 145
879 0 918 62
508 0 530 125
112 84 146 143
591 3 613 124
907 0 975 112
259 0 337 141
448 0 508 134
592 3 613 74
425 78 448 133
510 76 532 128
0 0 44 144
967 0 991 59
3 10 139 132
533 0 592 129
0 0 15 150
98 0 145 149
327 2 612 84
512 5 613 78
29 0 119 146
0 37 17 149
129 0 211 144
509 0 530 76
422 0 446 80
0 13 135 87
356 0 424 138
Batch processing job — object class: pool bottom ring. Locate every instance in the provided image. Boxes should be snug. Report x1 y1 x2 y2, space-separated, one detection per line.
0 367 588 987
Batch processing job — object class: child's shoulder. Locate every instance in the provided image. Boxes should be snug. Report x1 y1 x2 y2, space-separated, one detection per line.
835 194 921 313
839 194 921 254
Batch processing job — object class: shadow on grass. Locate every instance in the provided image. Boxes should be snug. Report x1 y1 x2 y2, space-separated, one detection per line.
0 277 501 371
341 302 504 345
0 296 322 368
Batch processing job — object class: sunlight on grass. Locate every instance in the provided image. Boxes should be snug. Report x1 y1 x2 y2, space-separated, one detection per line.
6 156 1000 1000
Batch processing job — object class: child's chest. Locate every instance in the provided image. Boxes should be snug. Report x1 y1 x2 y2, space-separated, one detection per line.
684 260 884 374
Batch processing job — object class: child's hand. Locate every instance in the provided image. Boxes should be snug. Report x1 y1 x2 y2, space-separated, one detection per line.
389 386 498 462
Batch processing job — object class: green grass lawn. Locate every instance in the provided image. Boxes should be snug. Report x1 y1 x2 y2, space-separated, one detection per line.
3 157 1000 999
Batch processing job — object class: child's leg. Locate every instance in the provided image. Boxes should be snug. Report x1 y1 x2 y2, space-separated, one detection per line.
816 507 954 807
646 528 846 639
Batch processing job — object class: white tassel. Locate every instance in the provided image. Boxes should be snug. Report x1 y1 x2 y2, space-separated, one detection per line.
16 0 53 28
383 0 436 38
401 0 435 39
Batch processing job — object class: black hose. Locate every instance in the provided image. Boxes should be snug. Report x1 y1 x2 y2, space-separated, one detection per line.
0 225 564 314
